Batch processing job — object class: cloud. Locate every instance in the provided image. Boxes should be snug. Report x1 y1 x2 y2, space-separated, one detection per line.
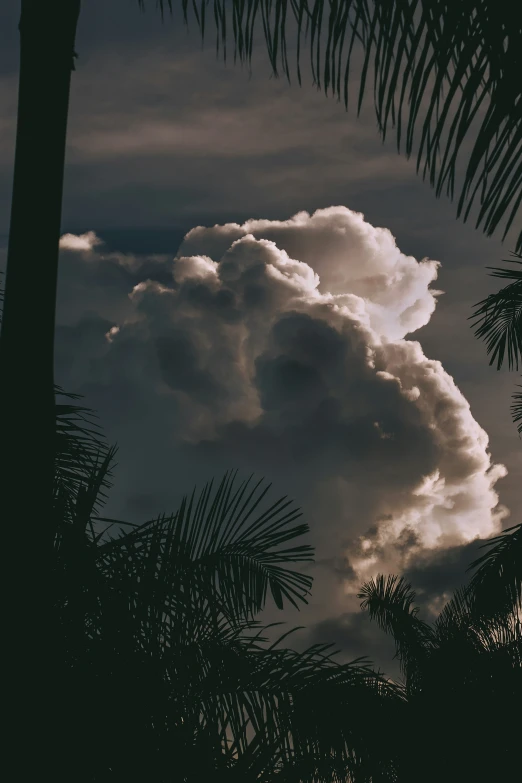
55 207 508 607
59 230 103 252
180 207 443 340
304 537 490 674
400 538 487 615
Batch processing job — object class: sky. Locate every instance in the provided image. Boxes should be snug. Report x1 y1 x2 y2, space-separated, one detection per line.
1 0 520 674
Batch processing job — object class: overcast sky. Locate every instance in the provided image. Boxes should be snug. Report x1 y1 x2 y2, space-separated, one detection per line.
1 0 520 674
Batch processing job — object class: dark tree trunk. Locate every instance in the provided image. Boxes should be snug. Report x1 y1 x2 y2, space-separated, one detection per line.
1 0 81 775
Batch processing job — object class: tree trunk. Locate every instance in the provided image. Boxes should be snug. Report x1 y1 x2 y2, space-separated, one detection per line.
1 0 81 775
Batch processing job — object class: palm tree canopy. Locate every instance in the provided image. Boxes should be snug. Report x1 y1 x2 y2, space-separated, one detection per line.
52 390 403 781
359 522 522 674
146 0 522 251
469 253 522 434
469 252 522 371
358 524 522 782
358 574 435 687
466 521 522 618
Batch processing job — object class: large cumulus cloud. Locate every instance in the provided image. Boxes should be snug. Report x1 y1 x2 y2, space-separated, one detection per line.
56 207 508 626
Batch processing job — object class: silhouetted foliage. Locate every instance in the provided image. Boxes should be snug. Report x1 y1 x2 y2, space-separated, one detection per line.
3 2 521 776
151 0 522 251
470 252 522 433
50 388 402 781
467 521 522 618
359 523 522 782
470 253 522 372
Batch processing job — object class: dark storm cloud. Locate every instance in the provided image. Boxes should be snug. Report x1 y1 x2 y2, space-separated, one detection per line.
402 539 486 611
155 331 227 404
306 610 399 678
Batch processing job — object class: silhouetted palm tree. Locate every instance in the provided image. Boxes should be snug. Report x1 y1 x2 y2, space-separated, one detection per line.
44 388 403 781
358 523 522 782
2 2 521 773
470 251 522 432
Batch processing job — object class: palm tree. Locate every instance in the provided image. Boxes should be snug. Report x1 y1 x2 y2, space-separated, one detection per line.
2 2 520 771
470 251 522 432
46 388 403 781
358 523 521 782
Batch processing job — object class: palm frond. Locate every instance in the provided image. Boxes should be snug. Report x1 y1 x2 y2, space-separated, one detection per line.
435 585 474 638
103 587 401 782
359 550 521 781
358 574 435 684
466 522 522 618
171 631 399 782
428 587 521 724
54 385 115 513
433 584 495 656
148 0 522 250
512 382 522 435
51 435 401 780
97 472 313 629
469 252 522 370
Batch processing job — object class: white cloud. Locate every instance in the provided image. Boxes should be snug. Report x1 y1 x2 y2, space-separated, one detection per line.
59 230 102 251
180 207 442 340
56 207 508 600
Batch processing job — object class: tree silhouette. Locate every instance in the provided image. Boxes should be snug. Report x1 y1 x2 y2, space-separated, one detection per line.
358 523 522 782
470 251 522 432
47 388 402 781
2 2 521 774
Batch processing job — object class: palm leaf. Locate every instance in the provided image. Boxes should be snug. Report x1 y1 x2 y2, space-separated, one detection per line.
469 252 522 370
148 0 522 250
54 385 115 514
432 523 522 688
358 550 521 781
88 575 401 782
97 472 313 628
205 638 401 782
178 635 371 777
433 585 500 658
435 585 475 639
466 522 522 619
51 436 400 780
512 382 522 435
358 574 435 686
140 622 401 780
